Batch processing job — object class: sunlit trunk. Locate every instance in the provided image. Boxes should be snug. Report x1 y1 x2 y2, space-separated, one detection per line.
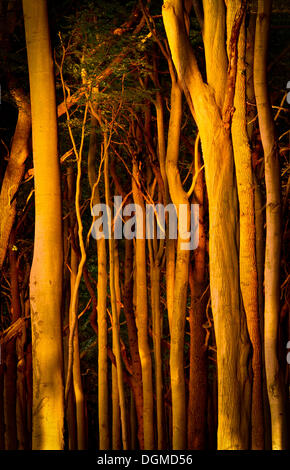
23 0 64 449
187 138 207 450
229 2 264 449
163 0 251 449
132 159 154 450
87 115 109 449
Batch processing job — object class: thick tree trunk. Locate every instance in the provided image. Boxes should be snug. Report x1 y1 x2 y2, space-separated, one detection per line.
163 0 251 449
87 115 109 449
23 0 64 449
187 139 207 450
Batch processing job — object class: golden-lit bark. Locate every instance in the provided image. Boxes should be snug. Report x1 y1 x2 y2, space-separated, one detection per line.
187 137 207 450
148 247 164 450
64 167 77 451
253 0 287 449
132 159 154 450
65 166 86 450
229 1 264 449
1 0 288 452
165 77 190 450
23 0 64 449
203 0 227 109
0 89 31 269
163 0 251 449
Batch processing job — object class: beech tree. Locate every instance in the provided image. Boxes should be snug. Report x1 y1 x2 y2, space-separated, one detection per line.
22 0 64 450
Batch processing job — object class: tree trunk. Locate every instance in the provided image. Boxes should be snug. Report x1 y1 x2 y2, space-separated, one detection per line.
69 242 86 450
104 131 128 450
87 115 109 449
122 236 144 449
229 2 264 449
23 0 64 449
112 242 121 450
253 0 287 449
132 159 154 450
165 78 190 450
163 0 251 449
3 339 17 449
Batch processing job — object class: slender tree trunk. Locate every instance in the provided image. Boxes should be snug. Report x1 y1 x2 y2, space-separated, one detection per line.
254 0 287 449
3 339 17 449
64 167 77 450
187 138 207 450
165 79 190 450
87 115 110 449
9 230 29 449
246 13 272 447
25 341 32 448
69 242 86 449
112 241 121 450
0 89 31 269
132 159 154 450
149 257 164 450
229 2 264 449
3 230 22 450
122 236 144 449
0 360 4 449
23 0 64 449
130 389 137 449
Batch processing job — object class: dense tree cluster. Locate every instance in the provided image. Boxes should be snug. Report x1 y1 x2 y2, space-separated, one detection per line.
0 0 289 450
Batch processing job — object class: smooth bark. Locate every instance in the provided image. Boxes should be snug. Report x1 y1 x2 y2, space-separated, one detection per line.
23 0 64 449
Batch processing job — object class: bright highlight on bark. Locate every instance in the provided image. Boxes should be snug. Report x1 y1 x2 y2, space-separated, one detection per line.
22 0 64 450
